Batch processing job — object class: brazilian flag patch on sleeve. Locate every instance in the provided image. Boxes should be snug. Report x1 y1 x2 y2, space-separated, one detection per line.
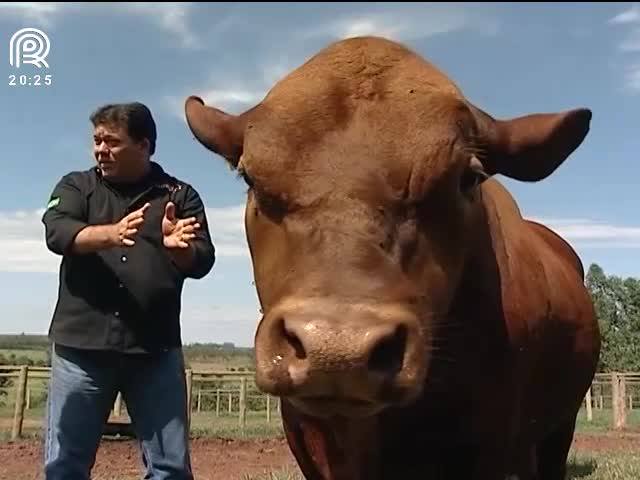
47 197 60 209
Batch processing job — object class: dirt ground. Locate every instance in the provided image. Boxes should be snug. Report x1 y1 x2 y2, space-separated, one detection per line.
0 436 299 480
0 432 638 480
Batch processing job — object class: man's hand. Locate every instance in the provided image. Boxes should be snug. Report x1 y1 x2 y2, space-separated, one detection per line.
162 202 200 249
111 203 151 246
71 203 150 254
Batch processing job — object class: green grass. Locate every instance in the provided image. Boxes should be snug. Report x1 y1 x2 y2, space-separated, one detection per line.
242 470 303 480
240 452 640 480
565 451 640 479
1 404 639 442
575 408 640 433
190 411 286 439
187 357 254 371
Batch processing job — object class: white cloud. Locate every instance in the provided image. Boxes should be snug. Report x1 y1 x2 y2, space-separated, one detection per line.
5 206 640 275
609 4 640 92
0 203 249 274
164 88 265 122
624 64 640 91
609 4 640 25
300 5 499 42
206 204 250 258
118 2 198 49
162 4 500 122
0 2 62 26
0 205 256 344
0 2 198 48
530 217 640 248
0 209 60 273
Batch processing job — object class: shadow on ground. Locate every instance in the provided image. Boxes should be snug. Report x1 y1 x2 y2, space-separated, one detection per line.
566 458 598 479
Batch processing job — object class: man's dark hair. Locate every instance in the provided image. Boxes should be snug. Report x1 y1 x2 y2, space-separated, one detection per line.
90 102 157 155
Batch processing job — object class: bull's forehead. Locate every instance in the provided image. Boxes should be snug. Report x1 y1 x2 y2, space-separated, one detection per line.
241 38 471 205
267 36 463 103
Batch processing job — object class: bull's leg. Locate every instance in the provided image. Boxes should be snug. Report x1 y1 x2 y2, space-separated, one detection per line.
464 432 524 480
508 443 539 480
535 413 578 480
471 449 510 480
440 445 475 480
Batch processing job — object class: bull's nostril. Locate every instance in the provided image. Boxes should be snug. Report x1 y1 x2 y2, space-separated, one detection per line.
367 325 408 376
281 318 307 360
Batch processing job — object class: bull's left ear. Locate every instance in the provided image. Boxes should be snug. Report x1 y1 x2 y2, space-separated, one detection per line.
469 104 592 182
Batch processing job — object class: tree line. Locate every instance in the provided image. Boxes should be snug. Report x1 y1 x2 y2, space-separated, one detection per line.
586 263 640 372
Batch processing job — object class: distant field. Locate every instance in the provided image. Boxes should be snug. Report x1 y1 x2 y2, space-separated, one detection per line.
0 349 47 364
0 334 257 371
188 359 253 371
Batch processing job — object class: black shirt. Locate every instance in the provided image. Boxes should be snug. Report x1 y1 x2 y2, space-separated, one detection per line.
41 162 216 353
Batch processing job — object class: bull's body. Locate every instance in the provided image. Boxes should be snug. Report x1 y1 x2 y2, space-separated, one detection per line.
184 36 600 479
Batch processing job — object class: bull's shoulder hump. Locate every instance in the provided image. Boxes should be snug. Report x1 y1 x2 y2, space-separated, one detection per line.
522 220 585 280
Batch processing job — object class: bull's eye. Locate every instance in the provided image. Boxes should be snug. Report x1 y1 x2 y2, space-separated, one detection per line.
237 167 254 189
459 167 488 197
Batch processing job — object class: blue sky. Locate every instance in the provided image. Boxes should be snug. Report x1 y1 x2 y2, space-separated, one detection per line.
1 2 639 347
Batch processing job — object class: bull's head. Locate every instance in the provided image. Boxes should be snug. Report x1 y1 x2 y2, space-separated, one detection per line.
185 37 591 419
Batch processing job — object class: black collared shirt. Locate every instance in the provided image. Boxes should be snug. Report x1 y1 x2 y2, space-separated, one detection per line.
42 162 216 353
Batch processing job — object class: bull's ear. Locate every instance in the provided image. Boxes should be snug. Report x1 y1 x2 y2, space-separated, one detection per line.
469 104 592 182
184 95 254 169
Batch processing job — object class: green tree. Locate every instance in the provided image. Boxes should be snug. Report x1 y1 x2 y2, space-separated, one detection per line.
0 354 10 406
585 263 640 372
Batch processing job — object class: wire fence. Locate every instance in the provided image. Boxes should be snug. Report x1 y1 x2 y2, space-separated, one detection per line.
1 366 638 441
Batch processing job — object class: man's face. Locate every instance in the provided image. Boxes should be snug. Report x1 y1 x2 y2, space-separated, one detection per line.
92 123 149 180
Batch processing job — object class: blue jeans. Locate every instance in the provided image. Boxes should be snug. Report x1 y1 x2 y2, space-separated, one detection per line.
44 343 193 480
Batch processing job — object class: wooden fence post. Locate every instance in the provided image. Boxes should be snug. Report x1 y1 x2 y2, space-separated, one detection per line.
216 389 220 417
266 394 271 423
612 372 627 430
11 366 29 441
585 387 592 422
239 378 247 435
185 369 193 430
113 392 123 416
611 373 619 429
619 374 626 428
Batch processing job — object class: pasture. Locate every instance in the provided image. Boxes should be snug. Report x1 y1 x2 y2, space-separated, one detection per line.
0 361 639 479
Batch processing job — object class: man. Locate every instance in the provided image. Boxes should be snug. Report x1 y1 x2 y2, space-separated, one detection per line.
41 102 215 480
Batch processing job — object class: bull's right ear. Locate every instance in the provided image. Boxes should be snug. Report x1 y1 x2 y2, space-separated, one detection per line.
184 95 253 168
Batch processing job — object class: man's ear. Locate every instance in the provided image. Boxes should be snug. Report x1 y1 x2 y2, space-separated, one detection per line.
468 103 592 182
184 96 257 169
139 138 151 156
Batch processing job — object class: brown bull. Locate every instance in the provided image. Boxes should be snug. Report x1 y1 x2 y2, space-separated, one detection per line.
184 36 601 480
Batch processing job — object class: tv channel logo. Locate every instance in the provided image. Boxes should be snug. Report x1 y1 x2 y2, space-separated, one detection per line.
9 27 50 69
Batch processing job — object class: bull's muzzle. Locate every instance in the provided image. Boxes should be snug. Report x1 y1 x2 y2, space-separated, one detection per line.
254 298 428 418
